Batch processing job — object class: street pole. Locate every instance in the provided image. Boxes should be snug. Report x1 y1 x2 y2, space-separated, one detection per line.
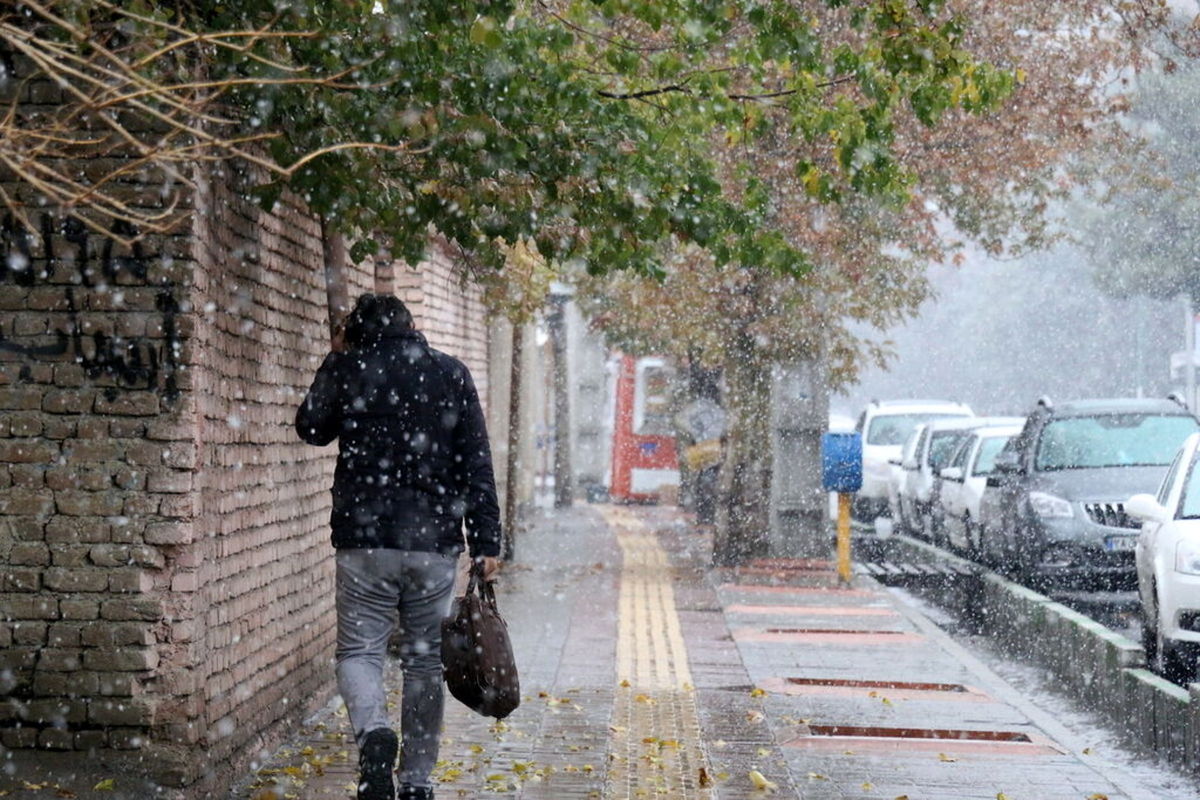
1187 296 1196 411
837 492 852 584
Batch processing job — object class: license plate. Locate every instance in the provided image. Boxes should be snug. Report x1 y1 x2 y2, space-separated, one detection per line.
1104 536 1137 552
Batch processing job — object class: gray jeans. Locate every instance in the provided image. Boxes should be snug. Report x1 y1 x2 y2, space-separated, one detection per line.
335 548 457 788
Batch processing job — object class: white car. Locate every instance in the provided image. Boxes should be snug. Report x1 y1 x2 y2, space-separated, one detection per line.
937 424 1023 556
853 400 974 524
898 416 1013 540
889 426 926 534
1126 431 1200 683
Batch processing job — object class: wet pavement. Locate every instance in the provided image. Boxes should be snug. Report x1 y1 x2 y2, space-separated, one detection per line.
236 504 1192 799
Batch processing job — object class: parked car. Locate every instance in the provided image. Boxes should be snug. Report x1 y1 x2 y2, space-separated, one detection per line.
936 424 1023 556
1125 432 1200 683
982 397 1200 590
888 425 925 534
853 400 973 524
901 416 1022 542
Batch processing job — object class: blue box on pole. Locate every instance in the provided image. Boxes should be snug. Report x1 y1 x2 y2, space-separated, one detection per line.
821 432 862 493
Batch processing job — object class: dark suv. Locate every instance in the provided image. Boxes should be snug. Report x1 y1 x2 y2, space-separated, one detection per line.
983 397 1200 589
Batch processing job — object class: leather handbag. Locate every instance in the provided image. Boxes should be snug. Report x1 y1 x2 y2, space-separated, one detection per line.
441 562 520 719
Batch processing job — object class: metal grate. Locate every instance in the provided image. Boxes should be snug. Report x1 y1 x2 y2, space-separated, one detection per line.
1082 502 1138 529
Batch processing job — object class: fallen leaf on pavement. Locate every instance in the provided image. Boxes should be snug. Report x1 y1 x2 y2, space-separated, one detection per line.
748 770 778 792
93 779 116 791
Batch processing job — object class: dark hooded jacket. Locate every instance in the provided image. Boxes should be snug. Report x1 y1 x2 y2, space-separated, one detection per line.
295 314 502 557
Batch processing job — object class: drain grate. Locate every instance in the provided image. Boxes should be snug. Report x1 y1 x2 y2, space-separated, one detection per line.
809 725 1031 742
764 628 907 635
785 678 967 692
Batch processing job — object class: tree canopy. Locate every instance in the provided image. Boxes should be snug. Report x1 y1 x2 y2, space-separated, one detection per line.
4 0 1017 277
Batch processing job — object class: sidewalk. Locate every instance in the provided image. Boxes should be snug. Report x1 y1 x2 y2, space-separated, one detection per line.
238 504 1170 799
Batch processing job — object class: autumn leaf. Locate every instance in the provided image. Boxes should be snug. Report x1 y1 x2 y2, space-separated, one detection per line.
93 779 117 791
699 768 712 788
748 770 778 792
937 753 957 763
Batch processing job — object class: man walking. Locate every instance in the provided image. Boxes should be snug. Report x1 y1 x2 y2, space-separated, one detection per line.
296 293 501 800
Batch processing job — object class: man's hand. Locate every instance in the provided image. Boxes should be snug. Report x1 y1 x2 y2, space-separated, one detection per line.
476 556 500 581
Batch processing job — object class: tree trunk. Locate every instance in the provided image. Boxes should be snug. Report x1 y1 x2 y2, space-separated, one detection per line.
503 322 524 560
320 218 350 339
712 331 773 566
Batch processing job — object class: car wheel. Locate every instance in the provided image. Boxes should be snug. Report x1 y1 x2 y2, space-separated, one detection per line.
1141 601 1158 665
1152 589 1198 684
1156 626 1197 685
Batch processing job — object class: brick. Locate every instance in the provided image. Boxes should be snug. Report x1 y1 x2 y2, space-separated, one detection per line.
128 545 165 569
100 598 163 621
146 469 193 493
10 543 50 565
158 494 196 519
108 418 148 438
1 568 41 592
74 730 108 751
64 439 123 461
59 598 99 620
37 729 76 750
97 673 135 696
112 465 145 490
42 389 94 414
0 385 44 410
9 463 46 487
53 364 86 387
0 439 58 463
162 442 197 469
24 698 87 725
2 728 39 748
56 490 126 516
144 521 193 546
45 517 109 544
41 418 76 440
8 413 42 436
0 488 54 516
90 697 156 727
43 568 109 593
94 392 159 416
82 647 158 672
108 728 146 749
12 621 46 645
125 441 165 466
36 648 82 671
0 595 59 620
170 571 199 593
46 623 82 648
109 568 154 594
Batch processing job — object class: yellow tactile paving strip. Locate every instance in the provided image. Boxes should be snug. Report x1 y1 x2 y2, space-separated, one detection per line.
601 506 713 799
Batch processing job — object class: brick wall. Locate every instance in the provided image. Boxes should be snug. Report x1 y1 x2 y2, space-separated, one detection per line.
1 152 493 794
393 239 490 410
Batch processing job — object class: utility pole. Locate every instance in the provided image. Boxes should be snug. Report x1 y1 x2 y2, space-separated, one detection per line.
1186 296 1196 411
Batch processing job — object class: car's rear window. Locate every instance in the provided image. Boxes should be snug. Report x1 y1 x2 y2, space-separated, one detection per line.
1035 414 1199 471
865 413 967 446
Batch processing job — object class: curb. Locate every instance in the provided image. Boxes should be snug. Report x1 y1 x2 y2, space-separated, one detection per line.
881 534 1200 773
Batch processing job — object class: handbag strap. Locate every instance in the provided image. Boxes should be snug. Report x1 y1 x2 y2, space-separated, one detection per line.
466 559 499 609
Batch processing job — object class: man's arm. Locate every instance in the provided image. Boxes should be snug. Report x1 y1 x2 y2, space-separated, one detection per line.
295 352 343 446
453 365 503 560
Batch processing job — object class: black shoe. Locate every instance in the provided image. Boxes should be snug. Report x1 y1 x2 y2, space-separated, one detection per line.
397 785 433 800
358 728 398 800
